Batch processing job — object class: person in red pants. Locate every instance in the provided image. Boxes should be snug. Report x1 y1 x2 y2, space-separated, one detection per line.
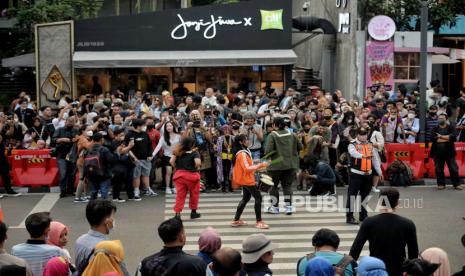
170 136 202 219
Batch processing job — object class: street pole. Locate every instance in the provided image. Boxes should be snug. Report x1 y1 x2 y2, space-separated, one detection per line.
418 0 428 143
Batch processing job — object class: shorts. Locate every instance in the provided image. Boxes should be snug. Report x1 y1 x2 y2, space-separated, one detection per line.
133 160 152 178
162 156 172 167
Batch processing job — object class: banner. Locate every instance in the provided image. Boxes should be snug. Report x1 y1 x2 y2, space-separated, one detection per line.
365 40 394 92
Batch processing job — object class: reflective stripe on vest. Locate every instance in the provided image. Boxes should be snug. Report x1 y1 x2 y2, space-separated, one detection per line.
352 144 373 172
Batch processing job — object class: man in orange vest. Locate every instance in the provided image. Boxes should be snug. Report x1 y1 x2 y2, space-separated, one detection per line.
346 127 383 225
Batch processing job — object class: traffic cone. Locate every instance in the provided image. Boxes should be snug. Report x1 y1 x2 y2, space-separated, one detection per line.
0 202 3 223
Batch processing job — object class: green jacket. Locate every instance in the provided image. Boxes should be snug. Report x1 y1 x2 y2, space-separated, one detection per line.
265 129 302 171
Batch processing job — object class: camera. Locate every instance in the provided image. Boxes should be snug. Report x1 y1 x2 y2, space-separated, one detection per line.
192 121 201 128
302 1 310 11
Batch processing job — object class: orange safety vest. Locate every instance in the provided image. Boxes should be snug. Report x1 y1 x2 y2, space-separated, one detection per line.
351 143 373 172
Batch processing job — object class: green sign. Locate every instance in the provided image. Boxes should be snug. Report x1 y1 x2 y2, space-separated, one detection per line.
260 9 283 30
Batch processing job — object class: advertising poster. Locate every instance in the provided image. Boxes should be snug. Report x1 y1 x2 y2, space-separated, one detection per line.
365 40 394 92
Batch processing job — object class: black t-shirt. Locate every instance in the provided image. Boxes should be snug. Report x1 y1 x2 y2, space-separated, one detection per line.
175 151 200 172
349 213 419 276
456 96 465 118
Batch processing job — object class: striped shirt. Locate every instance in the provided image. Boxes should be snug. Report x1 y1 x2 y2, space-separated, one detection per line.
11 240 63 276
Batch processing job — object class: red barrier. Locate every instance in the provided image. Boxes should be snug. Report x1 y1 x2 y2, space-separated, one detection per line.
10 149 59 187
382 143 427 179
426 142 465 178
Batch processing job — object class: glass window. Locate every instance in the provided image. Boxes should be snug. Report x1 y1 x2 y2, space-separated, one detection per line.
394 53 420 80
261 66 283 81
229 67 260 92
197 68 227 94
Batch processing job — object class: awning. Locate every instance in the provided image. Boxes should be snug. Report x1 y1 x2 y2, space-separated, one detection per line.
1 53 35 68
432 54 460 64
73 50 297 68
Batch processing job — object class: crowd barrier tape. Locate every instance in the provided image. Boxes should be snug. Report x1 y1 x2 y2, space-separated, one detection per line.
10 149 59 187
383 143 427 179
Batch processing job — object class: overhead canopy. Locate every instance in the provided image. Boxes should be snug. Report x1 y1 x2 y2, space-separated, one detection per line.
431 54 460 64
73 50 297 68
1 53 35 68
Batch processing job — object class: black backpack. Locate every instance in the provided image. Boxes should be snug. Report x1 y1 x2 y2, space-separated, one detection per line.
387 159 413 187
84 145 105 179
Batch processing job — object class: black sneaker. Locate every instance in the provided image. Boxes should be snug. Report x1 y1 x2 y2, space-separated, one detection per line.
74 197 89 203
60 193 68 198
190 212 201 219
128 196 142 201
6 190 21 197
346 217 359 225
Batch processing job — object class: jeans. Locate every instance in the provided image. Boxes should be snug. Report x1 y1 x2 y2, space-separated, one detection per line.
346 172 372 220
89 178 111 199
434 156 460 186
268 169 296 207
234 185 262 221
57 158 76 194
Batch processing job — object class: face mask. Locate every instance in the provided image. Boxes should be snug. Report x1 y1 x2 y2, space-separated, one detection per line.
438 119 447 125
358 135 368 142
347 119 353 124
304 128 311 133
324 116 332 121
239 108 247 113
97 99 104 103
429 112 436 116
14 118 19 123
232 125 240 130
390 117 396 122
407 113 415 119
255 99 260 104
141 126 147 132
237 95 244 100
63 113 69 120
299 106 306 111
147 124 155 130
368 120 375 125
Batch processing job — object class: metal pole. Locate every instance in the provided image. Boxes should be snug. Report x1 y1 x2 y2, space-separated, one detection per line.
418 0 428 143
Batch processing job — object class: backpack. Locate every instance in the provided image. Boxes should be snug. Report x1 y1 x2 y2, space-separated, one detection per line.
387 159 413 187
297 253 356 276
84 145 105 179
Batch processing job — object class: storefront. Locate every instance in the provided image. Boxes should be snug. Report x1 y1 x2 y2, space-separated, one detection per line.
71 0 295 99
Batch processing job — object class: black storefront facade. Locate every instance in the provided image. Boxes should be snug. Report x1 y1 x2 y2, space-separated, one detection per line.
73 0 296 97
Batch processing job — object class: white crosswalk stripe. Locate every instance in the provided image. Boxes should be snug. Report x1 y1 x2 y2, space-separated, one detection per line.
165 191 368 275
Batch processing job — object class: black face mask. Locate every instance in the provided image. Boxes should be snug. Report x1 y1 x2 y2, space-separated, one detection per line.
429 112 437 116
304 128 311 133
147 124 155 130
323 116 332 121
299 106 306 111
232 125 240 130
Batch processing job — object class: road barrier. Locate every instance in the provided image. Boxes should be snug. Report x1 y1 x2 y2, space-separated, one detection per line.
10 149 59 187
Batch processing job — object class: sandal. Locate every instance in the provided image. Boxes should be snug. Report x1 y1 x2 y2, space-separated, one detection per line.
230 220 248 227
255 221 269 229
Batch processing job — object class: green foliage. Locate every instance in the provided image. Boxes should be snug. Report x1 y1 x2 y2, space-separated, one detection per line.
361 0 465 32
191 0 240 6
11 0 102 55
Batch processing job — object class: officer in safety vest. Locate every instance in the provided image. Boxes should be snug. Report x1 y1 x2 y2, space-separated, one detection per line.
346 127 383 225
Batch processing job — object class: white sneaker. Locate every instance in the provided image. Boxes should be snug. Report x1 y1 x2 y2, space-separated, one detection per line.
372 187 380 193
147 188 158 197
285 205 295 215
0 194 4 199
266 206 280 214
166 188 173 194
171 188 176 194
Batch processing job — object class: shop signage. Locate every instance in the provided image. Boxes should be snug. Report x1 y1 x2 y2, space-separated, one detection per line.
336 0 350 34
365 40 394 92
75 0 291 51
368 15 396 41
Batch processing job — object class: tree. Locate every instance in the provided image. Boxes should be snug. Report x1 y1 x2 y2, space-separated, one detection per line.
11 0 102 55
360 0 465 33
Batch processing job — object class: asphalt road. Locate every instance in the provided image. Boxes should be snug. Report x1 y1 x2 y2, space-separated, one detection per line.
2 185 465 275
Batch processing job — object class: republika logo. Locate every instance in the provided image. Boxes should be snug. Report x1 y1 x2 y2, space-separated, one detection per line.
260 9 283 30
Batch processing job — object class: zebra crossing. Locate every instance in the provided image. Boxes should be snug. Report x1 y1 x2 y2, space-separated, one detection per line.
165 190 368 276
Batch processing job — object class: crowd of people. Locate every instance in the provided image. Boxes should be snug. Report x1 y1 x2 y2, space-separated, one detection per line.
1 82 463 200
0 189 464 276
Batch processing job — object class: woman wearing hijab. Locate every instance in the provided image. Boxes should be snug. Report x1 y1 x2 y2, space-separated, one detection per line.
421 248 451 276
358 256 388 276
43 257 70 276
305 257 334 276
82 240 128 276
197 227 222 265
47 221 72 263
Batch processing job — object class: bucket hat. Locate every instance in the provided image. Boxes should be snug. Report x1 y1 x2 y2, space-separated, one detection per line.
241 234 278 264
